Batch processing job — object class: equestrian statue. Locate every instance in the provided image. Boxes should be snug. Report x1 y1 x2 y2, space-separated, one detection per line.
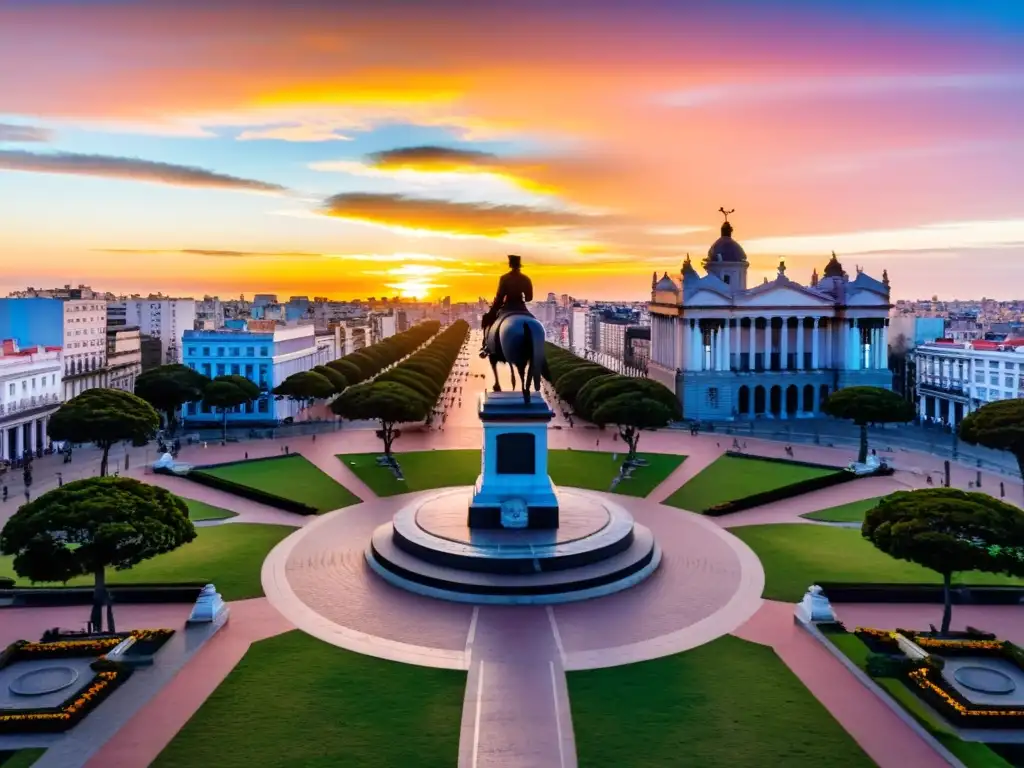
480 254 546 403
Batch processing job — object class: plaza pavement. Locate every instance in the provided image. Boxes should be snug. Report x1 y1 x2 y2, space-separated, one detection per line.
4 343 1017 767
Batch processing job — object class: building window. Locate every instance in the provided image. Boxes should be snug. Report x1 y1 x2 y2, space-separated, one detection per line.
188 347 196 355
1007 376 1016 389
246 347 255 357
231 364 240 375
259 347 269 357
202 347 210 356
217 347 225 357
7 383 13 396
990 375 999 386
975 372 984 383
258 397 269 413
1006 362 1016 370
216 364 225 376
245 364 254 379
259 364 269 386
202 363 211 377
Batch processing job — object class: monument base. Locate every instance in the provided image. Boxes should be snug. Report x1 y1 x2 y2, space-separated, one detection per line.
467 505 559 529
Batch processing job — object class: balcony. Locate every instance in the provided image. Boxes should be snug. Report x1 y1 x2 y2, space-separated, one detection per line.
0 393 61 420
918 381 969 401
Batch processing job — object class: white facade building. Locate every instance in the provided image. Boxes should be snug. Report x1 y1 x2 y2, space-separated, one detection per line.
0 341 62 460
63 298 109 400
913 338 1024 429
104 326 142 393
110 298 196 364
569 306 591 356
649 215 892 421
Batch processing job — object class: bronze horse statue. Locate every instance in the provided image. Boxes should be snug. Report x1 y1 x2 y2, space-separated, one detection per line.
483 312 546 403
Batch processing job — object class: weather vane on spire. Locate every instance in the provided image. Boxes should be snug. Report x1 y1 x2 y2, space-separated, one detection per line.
718 207 735 222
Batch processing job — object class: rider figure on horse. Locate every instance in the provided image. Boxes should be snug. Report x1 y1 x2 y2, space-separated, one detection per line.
480 254 533 358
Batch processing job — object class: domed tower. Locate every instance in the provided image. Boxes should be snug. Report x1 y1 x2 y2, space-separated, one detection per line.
702 207 748 290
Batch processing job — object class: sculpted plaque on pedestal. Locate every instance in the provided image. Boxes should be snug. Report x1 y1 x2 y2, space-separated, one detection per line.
500 498 529 529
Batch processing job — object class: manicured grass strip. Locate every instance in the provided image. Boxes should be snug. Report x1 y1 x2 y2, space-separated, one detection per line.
0 524 291 602
663 455 836 513
731 524 1024 602
0 749 46 768
153 630 464 768
568 635 874 767
339 449 684 498
826 632 1011 768
195 455 361 513
801 497 882 523
547 450 684 497
184 499 238 522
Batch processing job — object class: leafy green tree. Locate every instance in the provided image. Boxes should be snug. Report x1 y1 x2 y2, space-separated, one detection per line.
576 375 681 422
48 388 160 477
960 400 1024 498
331 382 428 455
134 364 210 434
327 358 364 386
273 371 336 406
592 394 674 459
554 365 609 405
376 368 440 403
203 375 261 440
822 386 915 463
345 351 380 380
312 365 347 394
0 477 196 632
863 488 1024 634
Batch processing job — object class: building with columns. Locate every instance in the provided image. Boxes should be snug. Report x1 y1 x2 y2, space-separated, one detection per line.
648 214 893 421
0 340 62 461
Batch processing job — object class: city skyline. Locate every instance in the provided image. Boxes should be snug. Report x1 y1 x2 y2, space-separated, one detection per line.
2 1 1023 301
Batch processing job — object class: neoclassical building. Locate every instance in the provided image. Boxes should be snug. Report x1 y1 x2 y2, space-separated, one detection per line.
648 214 892 421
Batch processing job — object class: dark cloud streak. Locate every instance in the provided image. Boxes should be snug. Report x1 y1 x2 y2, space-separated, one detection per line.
0 150 286 192
0 123 52 143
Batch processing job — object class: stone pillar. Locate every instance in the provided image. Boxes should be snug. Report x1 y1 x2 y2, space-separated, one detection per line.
715 326 723 371
881 324 889 369
15 423 24 458
747 320 755 372
724 319 732 372
780 317 789 370
0 428 5 461
693 321 702 371
763 316 772 370
811 318 820 369
795 316 805 370
852 319 861 370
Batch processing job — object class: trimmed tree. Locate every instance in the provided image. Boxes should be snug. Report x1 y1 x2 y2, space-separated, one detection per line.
134 364 211 435
203 375 261 440
273 371 336 407
822 386 915 463
312 365 347 394
960 400 1024 499
327 358 364 387
863 488 1024 634
0 477 196 632
48 388 160 477
331 381 428 456
592 394 674 459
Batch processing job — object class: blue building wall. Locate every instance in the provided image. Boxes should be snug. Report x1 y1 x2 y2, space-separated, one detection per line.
0 298 64 347
181 330 275 424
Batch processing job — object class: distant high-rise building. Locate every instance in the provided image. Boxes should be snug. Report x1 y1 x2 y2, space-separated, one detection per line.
108 298 196 365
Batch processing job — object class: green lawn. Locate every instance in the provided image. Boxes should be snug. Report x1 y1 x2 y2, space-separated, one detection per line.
826 632 1011 768
153 631 464 768
568 635 873 767
339 449 684 498
0 750 45 768
663 455 837 512
184 499 238 522
0 524 291 601
801 497 882 523
731 524 1024 602
195 455 361 513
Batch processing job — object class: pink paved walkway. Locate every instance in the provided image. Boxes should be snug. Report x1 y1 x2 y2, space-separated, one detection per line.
0 603 193 649
733 600 950 768
83 598 293 768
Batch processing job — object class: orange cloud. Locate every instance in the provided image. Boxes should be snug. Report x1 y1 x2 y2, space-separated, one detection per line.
320 192 593 236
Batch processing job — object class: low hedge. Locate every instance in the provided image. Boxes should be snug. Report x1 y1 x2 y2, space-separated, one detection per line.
2 583 206 607
816 582 1024 605
175 468 318 515
703 469 860 516
721 450 844 472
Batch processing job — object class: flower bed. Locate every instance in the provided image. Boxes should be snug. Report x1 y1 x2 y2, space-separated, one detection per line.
852 626 1024 728
0 629 173 734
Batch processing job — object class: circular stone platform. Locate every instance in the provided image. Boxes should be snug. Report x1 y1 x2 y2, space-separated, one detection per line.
368 488 658 602
954 666 1017 695
10 666 80 697
261 488 765 670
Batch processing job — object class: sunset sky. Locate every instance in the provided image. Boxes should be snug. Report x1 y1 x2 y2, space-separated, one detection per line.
1 0 1023 302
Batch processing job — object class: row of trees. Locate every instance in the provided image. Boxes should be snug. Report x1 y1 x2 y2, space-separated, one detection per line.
544 343 681 458
332 320 469 455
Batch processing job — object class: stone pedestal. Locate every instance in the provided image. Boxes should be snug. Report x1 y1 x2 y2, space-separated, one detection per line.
187 583 229 625
469 392 559 529
794 584 836 624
